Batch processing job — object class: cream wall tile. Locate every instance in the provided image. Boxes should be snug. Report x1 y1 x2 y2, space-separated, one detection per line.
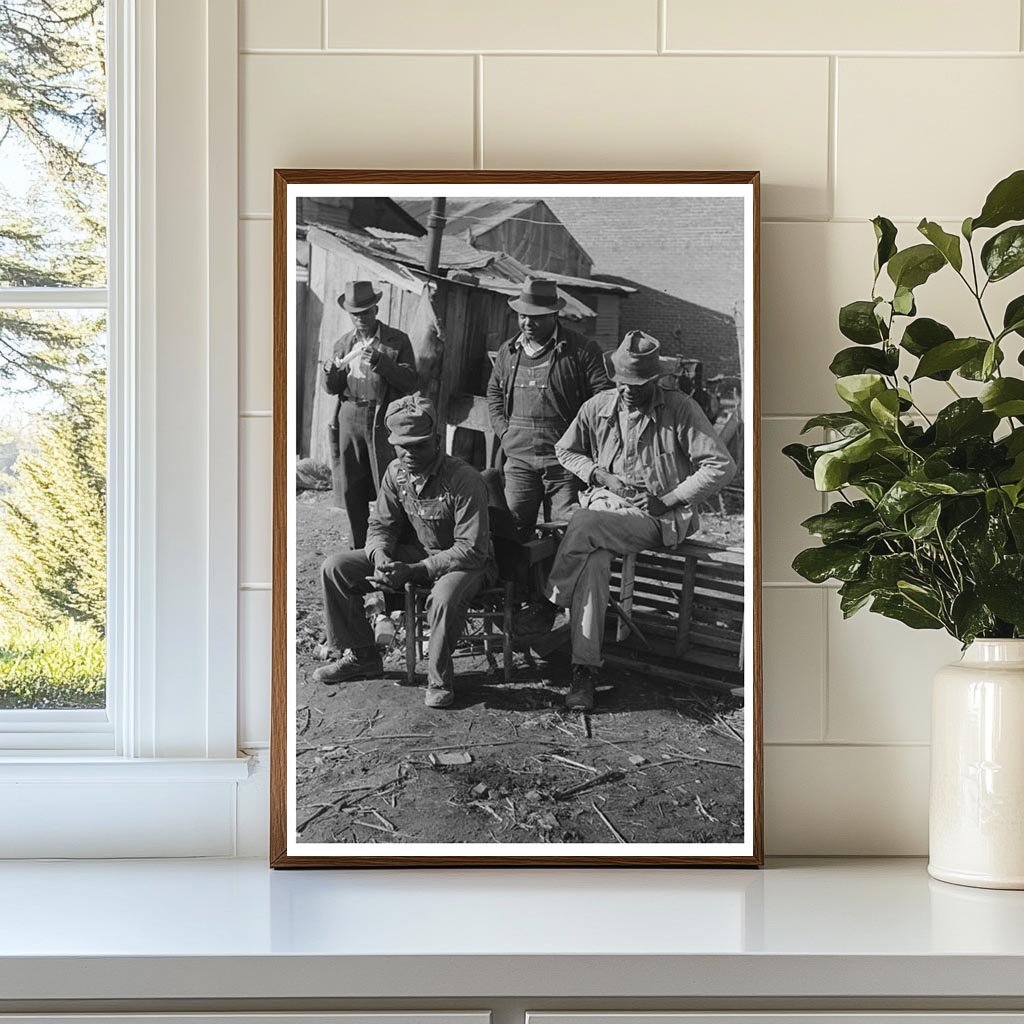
241 0 321 50
763 588 825 743
827 599 961 744
762 220 1019 415
240 55 474 213
240 220 272 411
240 416 273 586
328 0 657 51
666 0 1020 53
761 418 824 584
765 744 929 854
239 589 271 747
482 57 830 219
836 59 1024 220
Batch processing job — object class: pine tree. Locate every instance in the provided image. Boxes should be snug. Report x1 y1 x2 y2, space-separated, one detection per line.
0 371 105 632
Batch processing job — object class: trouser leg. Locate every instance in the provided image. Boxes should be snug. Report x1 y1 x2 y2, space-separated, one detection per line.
425 569 487 689
545 508 663 666
543 463 581 524
503 458 544 534
335 404 376 549
320 548 376 655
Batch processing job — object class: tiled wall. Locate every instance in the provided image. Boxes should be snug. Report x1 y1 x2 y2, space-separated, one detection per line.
236 0 1024 854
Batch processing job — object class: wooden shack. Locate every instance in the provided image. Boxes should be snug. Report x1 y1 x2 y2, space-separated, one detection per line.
298 223 598 463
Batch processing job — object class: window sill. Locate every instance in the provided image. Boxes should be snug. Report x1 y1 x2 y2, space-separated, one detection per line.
0 755 252 782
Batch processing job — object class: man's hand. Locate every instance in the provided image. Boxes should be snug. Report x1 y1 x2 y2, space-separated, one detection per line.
592 468 633 497
637 491 669 517
367 347 390 373
371 560 428 589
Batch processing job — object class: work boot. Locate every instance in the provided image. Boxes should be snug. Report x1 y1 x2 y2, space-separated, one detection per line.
424 681 454 709
311 648 383 685
566 665 597 711
513 599 559 638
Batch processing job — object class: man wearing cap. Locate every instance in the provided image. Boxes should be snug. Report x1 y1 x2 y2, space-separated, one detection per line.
518 330 736 711
314 395 496 709
323 280 418 549
486 277 610 534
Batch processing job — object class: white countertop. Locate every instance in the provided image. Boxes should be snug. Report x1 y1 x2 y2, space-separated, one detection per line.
1 857 1023 1001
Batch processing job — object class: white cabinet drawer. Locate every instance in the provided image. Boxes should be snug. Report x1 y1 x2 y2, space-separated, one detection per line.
528 1016 1024 1024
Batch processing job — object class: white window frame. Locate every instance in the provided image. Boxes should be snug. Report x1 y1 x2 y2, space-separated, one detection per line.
0 0 249 856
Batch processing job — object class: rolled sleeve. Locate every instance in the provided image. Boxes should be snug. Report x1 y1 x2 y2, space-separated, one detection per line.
421 469 491 578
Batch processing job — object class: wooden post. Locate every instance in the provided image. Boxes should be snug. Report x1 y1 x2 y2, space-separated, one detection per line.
616 554 636 642
675 556 699 656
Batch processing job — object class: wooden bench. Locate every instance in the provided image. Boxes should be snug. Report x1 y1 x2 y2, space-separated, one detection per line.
606 538 745 692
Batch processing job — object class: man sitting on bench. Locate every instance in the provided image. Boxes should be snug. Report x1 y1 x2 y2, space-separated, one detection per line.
516 330 736 711
314 395 496 709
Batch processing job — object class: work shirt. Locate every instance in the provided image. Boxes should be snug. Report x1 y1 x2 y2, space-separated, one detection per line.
344 325 383 403
555 385 737 547
364 453 495 580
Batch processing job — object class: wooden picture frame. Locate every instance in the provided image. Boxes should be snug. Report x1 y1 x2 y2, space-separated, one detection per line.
271 170 762 867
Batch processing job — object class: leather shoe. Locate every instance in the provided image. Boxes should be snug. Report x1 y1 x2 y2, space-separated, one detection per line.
424 683 454 709
566 665 597 711
311 650 383 684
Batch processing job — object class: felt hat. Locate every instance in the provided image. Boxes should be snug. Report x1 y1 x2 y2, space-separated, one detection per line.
385 394 438 445
507 277 566 316
611 330 663 385
338 280 383 313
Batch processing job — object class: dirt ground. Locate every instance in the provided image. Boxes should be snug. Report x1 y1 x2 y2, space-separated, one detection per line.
294 488 746 846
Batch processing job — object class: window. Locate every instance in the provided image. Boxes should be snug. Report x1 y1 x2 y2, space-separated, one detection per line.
0 0 110 741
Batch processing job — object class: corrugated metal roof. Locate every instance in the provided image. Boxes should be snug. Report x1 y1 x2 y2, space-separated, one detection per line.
306 223 596 320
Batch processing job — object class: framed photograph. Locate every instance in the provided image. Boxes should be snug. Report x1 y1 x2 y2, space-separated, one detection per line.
271 170 762 867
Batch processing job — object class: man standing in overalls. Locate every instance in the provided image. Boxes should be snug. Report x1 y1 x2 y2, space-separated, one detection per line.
323 280 418 549
486 278 610 534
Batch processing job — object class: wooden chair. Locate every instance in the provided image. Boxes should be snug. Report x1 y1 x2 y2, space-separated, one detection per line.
402 580 515 686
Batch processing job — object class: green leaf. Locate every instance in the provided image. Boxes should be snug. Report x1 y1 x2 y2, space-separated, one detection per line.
800 501 879 543
971 168 1024 232
908 500 942 539
887 243 946 291
814 450 850 491
872 216 898 277
962 216 974 241
911 337 988 380
868 389 901 430
900 318 955 378
981 225 1024 282
835 373 886 413
982 341 1001 381
877 479 958 524
960 344 1004 381
1003 295 1024 339
800 413 865 434
839 299 887 345
917 219 963 272
871 594 943 630
933 399 999 445
950 592 995 644
838 579 878 618
782 442 815 479
868 553 915 587
976 576 1024 629
980 378 1024 418
892 286 916 316
792 543 866 584
829 345 899 378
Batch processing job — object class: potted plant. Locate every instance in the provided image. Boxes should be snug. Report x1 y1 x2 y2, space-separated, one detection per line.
785 169 1024 889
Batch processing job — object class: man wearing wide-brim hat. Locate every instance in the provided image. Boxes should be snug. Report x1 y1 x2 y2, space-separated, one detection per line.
485 277 610 534
322 280 418 548
516 330 736 711
315 395 496 708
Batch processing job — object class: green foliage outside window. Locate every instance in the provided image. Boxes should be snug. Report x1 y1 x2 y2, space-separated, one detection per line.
0 1 107 708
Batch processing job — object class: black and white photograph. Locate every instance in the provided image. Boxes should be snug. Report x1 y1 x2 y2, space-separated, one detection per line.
272 173 761 866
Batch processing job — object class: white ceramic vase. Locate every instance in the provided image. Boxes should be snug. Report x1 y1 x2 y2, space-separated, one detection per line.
929 639 1024 889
